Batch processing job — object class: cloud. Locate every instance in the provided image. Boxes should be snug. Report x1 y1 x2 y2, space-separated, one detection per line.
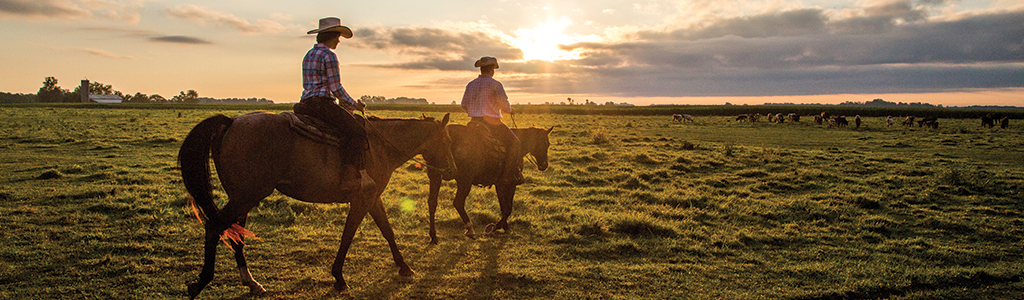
82 0 141 23
0 0 140 22
0 0 91 20
76 47 133 59
149 35 211 45
345 1 1023 97
349 23 523 71
165 5 284 34
544 7 1024 96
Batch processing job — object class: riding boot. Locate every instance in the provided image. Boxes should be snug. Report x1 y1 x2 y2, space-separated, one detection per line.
355 147 375 195
502 142 525 185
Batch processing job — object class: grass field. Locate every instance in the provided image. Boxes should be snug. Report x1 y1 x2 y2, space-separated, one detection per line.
1 104 1022 299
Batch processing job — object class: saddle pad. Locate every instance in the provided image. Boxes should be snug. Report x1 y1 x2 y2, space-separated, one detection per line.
280 112 340 147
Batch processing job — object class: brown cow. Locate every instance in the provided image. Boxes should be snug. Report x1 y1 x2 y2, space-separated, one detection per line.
1000 117 1009 129
982 114 996 128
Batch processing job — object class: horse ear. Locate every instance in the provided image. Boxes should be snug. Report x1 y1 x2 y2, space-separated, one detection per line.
441 113 450 126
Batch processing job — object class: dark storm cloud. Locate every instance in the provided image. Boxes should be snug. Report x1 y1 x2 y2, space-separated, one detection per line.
356 4 1024 97
149 36 212 45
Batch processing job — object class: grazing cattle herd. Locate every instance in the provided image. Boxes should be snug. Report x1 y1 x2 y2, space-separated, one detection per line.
670 111 1013 130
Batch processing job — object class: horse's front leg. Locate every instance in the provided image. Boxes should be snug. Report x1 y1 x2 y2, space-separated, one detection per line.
493 183 516 232
427 172 443 244
452 182 475 239
332 196 371 292
230 216 265 295
368 196 414 276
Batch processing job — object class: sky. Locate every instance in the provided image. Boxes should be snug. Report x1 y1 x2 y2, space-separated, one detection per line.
1 0 1022 106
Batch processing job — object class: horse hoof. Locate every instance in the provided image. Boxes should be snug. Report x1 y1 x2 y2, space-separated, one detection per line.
187 282 203 300
246 282 266 295
333 280 350 292
399 267 415 277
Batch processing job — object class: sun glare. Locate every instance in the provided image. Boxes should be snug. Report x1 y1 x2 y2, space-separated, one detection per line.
510 18 598 62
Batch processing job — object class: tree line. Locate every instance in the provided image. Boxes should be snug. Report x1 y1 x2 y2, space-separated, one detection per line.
0 77 202 104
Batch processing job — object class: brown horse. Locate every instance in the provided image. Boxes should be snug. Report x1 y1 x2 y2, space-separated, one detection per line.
424 125 553 244
179 112 454 299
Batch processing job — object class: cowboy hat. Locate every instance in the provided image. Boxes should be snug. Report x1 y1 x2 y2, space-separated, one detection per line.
474 56 499 69
307 17 353 39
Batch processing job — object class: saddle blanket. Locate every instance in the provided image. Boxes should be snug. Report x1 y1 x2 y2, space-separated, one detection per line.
280 112 340 147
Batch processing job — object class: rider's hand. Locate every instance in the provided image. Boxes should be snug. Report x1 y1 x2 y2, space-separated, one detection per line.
355 100 366 112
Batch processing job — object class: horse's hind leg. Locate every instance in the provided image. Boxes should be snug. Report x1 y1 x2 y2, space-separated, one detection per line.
188 224 222 300
368 196 414 276
229 216 266 295
452 182 475 239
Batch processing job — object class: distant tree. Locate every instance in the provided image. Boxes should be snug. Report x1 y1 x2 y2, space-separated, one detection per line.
149 94 167 103
37 76 66 103
0 92 37 103
186 90 199 103
172 90 200 103
126 92 149 103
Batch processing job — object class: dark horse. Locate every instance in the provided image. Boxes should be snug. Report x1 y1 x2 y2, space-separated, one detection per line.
179 112 454 299
424 124 553 243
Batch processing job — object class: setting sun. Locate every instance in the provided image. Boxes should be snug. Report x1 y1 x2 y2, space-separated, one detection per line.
509 18 598 62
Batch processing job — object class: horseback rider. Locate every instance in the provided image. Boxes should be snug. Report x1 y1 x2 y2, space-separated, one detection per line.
295 17 374 194
460 56 524 185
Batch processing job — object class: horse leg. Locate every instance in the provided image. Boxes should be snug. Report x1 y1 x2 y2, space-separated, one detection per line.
427 173 442 244
452 182 475 239
188 198 259 299
229 216 266 295
368 196 414 276
331 197 371 292
188 223 222 300
494 183 516 232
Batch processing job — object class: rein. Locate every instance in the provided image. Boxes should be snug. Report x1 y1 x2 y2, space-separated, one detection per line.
511 112 540 168
361 114 452 173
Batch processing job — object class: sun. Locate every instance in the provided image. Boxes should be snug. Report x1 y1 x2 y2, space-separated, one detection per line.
509 18 597 62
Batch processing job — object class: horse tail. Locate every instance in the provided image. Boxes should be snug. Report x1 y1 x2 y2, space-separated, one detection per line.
179 114 233 228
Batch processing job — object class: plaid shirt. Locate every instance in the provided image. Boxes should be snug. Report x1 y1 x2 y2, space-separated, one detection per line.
461 74 510 119
301 44 355 104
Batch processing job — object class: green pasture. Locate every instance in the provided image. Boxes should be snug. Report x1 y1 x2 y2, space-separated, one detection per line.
1 105 1022 299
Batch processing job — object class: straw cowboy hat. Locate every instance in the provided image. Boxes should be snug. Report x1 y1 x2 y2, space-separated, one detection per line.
475 56 499 69
307 17 353 39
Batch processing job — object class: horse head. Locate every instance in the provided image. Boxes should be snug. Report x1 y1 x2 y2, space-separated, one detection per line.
521 126 554 171
421 113 458 180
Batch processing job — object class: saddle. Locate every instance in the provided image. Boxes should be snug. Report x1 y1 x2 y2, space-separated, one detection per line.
280 112 342 147
466 121 508 186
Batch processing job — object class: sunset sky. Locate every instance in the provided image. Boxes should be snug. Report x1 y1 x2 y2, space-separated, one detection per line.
1 0 1022 106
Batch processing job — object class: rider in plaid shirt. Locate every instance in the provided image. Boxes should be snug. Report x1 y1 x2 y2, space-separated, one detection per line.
295 17 373 194
301 44 356 106
461 56 524 185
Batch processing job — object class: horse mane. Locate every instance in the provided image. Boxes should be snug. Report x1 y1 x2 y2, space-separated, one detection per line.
365 115 436 122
